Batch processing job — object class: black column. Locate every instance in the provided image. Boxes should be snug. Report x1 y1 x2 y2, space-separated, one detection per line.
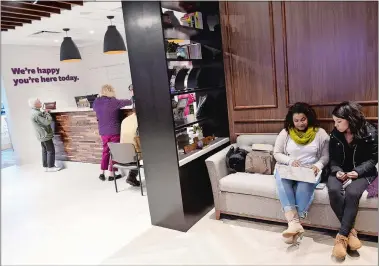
121 1 187 230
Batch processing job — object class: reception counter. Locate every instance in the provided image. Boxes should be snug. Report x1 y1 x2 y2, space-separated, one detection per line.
51 106 133 164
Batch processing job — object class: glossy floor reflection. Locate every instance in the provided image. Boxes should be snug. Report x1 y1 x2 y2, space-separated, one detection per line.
1 162 150 265
1 149 16 169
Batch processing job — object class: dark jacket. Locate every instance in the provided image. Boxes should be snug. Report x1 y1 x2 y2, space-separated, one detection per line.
329 122 378 183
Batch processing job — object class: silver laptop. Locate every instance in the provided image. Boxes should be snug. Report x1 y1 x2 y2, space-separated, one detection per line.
276 164 322 184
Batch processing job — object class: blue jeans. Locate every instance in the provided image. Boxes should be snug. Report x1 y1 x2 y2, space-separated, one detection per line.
274 170 319 218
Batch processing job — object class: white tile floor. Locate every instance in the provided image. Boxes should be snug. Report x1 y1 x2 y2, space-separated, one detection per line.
104 211 378 265
1 162 151 265
2 162 378 265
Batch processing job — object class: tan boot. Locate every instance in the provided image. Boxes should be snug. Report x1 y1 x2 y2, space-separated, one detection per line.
282 210 305 238
283 236 294 244
332 234 348 259
348 228 362 250
283 234 303 245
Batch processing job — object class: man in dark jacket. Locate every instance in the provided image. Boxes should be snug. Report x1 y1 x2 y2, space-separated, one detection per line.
29 97 61 172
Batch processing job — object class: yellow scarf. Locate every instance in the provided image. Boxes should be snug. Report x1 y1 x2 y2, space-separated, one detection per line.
289 127 318 145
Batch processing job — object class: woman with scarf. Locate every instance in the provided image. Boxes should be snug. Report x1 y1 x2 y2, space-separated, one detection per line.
273 102 329 244
328 101 378 260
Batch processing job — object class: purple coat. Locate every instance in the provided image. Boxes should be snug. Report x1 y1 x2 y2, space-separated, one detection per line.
367 176 378 198
93 96 132 136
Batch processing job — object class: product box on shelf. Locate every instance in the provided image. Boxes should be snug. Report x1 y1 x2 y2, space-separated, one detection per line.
193 12 203 29
180 12 203 29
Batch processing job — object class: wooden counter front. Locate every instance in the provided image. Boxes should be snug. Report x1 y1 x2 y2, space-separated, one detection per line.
52 109 133 164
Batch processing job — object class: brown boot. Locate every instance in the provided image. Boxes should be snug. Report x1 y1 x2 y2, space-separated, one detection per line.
348 229 362 250
332 234 348 259
282 210 305 238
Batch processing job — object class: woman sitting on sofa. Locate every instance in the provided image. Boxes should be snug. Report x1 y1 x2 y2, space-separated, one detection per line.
273 102 329 244
327 101 378 260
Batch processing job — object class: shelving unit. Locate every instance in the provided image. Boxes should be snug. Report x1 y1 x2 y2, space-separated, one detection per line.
174 117 209 130
170 86 224 96
161 1 220 14
121 1 229 232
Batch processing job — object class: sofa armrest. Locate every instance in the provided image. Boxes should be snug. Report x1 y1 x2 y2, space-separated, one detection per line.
205 144 235 210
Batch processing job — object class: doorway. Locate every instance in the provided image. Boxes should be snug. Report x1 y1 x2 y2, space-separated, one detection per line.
1 81 15 168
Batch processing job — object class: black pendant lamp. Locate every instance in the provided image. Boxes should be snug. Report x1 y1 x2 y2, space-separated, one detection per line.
60 28 82 62
103 16 126 54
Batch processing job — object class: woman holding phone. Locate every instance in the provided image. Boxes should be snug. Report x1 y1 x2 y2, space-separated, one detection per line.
328 101 378 260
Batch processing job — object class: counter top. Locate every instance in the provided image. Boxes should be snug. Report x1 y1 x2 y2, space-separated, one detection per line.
50 105 133 113
178 137 230 167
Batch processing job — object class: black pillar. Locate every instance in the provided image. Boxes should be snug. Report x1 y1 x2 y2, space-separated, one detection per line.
121 1 187 230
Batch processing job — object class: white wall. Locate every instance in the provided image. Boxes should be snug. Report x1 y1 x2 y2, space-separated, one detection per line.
1 43 133 165
80 43 133 100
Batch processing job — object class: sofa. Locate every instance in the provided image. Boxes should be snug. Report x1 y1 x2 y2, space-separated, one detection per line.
205 134 378 236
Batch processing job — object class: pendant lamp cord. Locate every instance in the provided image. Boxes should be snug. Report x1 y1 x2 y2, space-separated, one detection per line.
107 16 114 26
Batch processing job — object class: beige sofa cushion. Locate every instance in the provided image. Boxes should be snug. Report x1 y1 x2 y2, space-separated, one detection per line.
219 173 378 209
219 173 277 200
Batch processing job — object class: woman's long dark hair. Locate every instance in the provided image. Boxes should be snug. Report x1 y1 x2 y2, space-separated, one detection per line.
332 101 367 139
284 102 320 131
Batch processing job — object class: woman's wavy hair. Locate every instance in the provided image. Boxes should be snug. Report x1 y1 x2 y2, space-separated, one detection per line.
284 102 320 132
100 84 116 98
332 101 367 139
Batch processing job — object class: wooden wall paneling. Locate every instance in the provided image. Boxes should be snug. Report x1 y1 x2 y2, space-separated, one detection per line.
221 1 378 138
221 1 278 110
221 1 287 140
219 1 236 140
282 1 378 106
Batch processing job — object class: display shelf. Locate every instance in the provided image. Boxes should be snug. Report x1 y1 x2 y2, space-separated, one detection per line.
167 58 222 64
175 117 209 130
164 27 220 47
122 1 229 232
161 1 219 14
178 137 230 166
164 24 205 33
170 86 224 96
167 58 203 62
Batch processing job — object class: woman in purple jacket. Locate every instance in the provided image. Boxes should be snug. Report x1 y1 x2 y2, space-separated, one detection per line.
93 84 132 181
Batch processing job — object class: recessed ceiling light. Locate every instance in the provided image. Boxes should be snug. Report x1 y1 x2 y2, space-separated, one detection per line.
54 39 59 43
89 30 95 34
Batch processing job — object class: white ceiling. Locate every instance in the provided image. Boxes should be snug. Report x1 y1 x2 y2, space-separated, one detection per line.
1 1 127 47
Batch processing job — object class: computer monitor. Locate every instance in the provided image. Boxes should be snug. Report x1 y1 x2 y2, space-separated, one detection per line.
75 94 98 108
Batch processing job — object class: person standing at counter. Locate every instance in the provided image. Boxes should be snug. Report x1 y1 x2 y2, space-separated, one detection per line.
93 84 133 181
29 97 61 172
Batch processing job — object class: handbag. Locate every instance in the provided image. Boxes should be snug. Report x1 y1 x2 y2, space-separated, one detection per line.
226 146 248 173
245 144 275 175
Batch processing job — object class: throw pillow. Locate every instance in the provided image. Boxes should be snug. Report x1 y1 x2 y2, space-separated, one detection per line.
367 176 378 198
